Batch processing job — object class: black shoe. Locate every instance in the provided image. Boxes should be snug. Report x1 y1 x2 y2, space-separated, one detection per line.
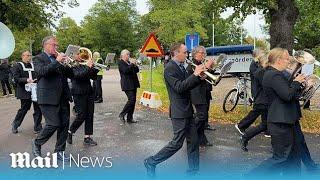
84 137 98 146
32 140 41 157
240 136 248 152
144 158 156 177
33 130 41 134
67 132 73 144
119 115 125 123
127 119 138 123
94 99 103 103
12 125 18 134
203 142 213 147
56 151 70 161
205 125 216 131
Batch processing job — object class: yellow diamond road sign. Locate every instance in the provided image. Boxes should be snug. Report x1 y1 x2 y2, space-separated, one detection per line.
140 33 164 57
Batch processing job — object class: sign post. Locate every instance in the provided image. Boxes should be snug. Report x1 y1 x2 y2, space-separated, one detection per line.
185 33 200 52
139 33 164 108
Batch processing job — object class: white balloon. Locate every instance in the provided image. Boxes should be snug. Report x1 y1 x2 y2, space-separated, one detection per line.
0 22 15 59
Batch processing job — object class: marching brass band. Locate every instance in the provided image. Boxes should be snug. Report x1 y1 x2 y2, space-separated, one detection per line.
2 31 319 176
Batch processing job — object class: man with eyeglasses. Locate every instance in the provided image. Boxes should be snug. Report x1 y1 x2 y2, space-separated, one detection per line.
144 43 211 176
11 50 42 134
32 36 73 161
187 46 215 148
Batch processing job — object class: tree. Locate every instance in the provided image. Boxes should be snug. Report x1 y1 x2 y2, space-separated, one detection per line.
56 17 82 52
10 27 53 61
0 0 79 30
214 0 299 53
81 0 139 56
294 0 320 58
144 0 208 48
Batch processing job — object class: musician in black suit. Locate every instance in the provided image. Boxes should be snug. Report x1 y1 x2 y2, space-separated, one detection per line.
187 46 213 147
235 49 268 136
144 43 208 176
118 49 140 123
239 55 269 151
32 36 73 161
11 50 42 134
67 54 99 146
253 48 306 175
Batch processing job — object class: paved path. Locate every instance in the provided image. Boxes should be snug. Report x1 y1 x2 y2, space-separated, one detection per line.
0 69 319 176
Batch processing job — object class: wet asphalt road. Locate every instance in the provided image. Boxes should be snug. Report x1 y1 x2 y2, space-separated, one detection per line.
0 69 319 176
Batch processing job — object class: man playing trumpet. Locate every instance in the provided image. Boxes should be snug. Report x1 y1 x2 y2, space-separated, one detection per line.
32 36 73 161
144 43 213 176
118 49 140 123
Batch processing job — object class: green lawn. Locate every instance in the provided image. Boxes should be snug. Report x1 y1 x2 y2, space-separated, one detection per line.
138 65 320 133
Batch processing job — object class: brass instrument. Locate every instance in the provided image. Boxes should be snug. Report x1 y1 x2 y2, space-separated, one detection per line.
57 47 109 70
186 54 232 86
286 50 320 107
78 48 109 70
0 22 15 59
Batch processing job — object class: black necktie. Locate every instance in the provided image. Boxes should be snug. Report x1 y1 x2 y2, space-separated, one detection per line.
179 64 187 77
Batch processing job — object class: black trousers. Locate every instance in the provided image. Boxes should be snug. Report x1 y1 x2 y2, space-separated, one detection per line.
194 104 209 145
1 79 12 95
70 94 94 135
242 106 268 141
35 100 70 152
120 89 137 121
147 117 199 172
205 91 211 127
238 104 266 131
93 75 103 101
12 99 42 131
295 122 316 169
252 122 301 175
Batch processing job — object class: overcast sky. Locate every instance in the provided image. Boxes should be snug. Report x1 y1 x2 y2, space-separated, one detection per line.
60 0 267 39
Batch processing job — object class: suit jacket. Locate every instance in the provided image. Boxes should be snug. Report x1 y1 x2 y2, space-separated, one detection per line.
262 66 302 124
71 65 99 95
250 61 260 99
33 52 73 105
252 67 268 106
164 60 202 118
0 63 11 80
12 62 37 99
118 59 140 91
187 59 208 105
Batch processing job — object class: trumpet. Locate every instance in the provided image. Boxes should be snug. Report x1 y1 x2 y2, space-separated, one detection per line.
186 53 231 86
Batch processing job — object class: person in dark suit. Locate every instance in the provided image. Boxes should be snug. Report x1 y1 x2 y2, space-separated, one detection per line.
32 36 73 161
118 49 140 123
235 49 269 136
0 59 13 96
11 50 42 134
239 55 269 151
144 43 209 176
67 54 99 146
252 48 306 175
187 46 214 147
